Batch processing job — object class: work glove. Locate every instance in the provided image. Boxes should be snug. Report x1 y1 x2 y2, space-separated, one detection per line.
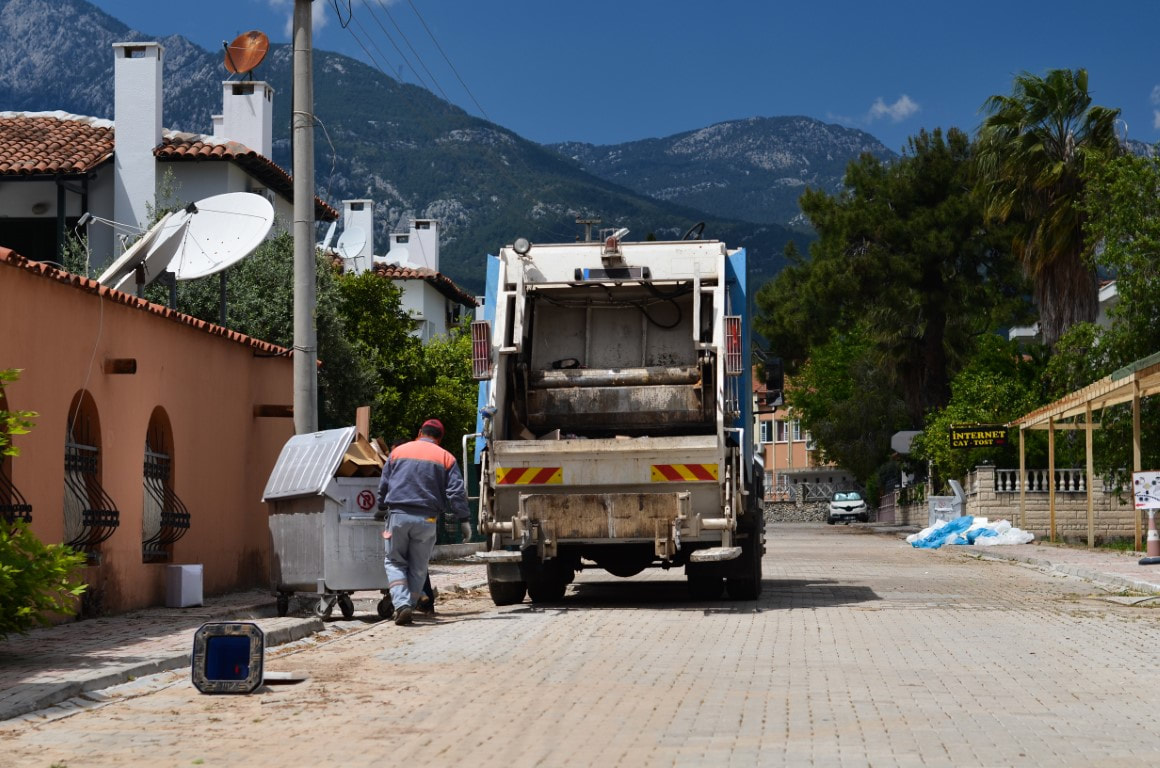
459 521 472 542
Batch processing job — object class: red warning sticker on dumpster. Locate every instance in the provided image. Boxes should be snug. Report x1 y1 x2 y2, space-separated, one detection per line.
357 490 376 510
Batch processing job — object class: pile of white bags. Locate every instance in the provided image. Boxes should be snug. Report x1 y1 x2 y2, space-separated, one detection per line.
907 516 1035 549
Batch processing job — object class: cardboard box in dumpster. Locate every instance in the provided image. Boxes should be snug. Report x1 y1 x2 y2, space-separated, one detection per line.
337 434 384 477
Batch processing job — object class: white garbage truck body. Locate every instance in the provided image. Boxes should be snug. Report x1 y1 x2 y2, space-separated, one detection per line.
468 233 764 604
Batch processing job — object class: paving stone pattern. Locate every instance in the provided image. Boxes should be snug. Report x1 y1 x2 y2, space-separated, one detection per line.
2 528 1160 767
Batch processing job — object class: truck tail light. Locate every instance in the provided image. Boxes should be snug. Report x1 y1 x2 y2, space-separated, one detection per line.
724 315 742 376
471 321 492 380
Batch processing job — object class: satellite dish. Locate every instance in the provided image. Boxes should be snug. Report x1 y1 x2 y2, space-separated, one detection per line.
97 211 190 292
224 30 269 76
169 192 275 281
318 221 337 251
337 225 367 262
384 246 412 268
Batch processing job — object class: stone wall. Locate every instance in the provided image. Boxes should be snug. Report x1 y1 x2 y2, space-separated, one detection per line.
964 465 1139 544
764 500 828 524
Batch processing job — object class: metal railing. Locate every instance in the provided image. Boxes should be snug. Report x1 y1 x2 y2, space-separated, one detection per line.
0 461 32 524
994 468 1088 493
142 444 190 562
64 439 119 560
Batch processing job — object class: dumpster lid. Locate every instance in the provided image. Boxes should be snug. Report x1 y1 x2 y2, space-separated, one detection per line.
262 426 359 501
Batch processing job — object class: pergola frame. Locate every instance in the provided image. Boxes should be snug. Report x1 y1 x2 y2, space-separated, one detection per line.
1011 351 1160 548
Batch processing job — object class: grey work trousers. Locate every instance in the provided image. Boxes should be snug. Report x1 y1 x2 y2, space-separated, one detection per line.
384 510 438 610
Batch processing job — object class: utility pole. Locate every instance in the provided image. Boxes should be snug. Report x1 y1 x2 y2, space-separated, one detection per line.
292 0 317 434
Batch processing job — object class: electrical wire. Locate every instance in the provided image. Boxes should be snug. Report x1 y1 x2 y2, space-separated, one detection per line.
371 0 447 102
404 0 490 120
361 0 431 90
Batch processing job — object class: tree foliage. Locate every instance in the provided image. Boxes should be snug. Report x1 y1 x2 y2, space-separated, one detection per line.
1 370 86 639
755 128 1028 484
913 335 1048 481
975 68 1122 347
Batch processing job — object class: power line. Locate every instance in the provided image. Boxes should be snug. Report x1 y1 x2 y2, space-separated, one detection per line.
350 14 404 81
373 0 450 103
404 0 490 120
361 0 437 94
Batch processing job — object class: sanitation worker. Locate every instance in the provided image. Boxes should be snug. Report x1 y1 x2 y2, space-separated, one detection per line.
377 419 471 625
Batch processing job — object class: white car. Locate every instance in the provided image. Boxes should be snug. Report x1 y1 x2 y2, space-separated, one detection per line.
827 491 869 525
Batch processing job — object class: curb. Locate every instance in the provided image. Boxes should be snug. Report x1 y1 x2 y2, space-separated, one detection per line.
972 549 1160 595
0 615 323 723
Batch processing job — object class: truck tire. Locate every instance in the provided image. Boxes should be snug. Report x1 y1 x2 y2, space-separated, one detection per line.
488 578 527 606
687 572 724 600
525 558 569 603
726 538 763 600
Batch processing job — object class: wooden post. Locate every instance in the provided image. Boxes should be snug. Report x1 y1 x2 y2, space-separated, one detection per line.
1085 402 1094 548
1134 379 1143 552
1019 426 1027 531
1048 417 1056 542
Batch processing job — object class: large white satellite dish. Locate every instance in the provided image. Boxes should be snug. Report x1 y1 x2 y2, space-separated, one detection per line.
168 192 275 280
384 245 413 268
337 226 366 260
97 211 190 292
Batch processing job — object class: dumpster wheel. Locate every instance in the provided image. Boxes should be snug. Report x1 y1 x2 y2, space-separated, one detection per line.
337 593 355 619
313 596 336 619
376 597 394 620
276 593 290 617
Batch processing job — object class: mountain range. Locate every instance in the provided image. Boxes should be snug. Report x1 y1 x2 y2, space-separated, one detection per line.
0 0 896 295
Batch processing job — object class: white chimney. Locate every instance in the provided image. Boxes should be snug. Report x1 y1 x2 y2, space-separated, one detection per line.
112 41 163 243
408 219 440 272
216 81 273 157
339 200 374 273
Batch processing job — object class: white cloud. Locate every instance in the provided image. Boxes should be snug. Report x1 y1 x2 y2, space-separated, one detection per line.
867 95 920 123
1154 110 1160 131
1151 85 1160 105
269 0 330 40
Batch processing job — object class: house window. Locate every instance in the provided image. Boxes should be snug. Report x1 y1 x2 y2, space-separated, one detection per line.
792 420 803 442
805 431 816 451
775 420 788 443
759 420 773 443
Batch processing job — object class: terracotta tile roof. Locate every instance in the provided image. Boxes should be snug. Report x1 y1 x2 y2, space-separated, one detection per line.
369 261 478 307
158 132 338 221
0 113 337 220
0 112 114 176
0 247 291 356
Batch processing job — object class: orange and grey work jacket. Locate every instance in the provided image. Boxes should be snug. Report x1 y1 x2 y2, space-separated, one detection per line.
376 436 470 521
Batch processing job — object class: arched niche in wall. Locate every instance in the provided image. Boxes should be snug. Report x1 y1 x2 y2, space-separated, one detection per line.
63 390 119 563
142 406 190 563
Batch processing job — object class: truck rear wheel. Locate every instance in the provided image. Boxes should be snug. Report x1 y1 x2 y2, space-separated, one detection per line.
726 540 763 600
687 572 724 600
488 578 527 606
525 558 570 603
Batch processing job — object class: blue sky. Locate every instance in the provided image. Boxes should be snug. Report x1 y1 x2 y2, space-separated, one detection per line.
88 0 1159 153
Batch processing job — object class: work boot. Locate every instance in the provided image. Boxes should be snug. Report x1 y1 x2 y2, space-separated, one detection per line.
416 595 434 614
394 604 413 626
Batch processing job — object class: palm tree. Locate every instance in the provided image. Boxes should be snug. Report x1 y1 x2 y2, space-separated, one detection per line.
975 68 1121 347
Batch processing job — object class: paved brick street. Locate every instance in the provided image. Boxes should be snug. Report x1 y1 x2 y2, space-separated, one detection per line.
3 525 1160 767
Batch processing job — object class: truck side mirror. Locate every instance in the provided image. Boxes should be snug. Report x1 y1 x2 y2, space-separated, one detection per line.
764 358 784 407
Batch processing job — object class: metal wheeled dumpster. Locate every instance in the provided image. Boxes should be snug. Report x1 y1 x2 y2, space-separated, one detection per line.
262 426 392 620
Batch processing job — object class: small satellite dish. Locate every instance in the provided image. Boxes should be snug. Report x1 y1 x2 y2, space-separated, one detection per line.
224 30 269 77
169 192 275 281
337 226 367 260
318 221 337 251
98 211 190 292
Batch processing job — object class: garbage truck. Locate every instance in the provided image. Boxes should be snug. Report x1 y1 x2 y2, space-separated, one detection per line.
467 227 769 605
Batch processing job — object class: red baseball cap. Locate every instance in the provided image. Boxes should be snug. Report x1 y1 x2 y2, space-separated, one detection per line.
420 419 444 437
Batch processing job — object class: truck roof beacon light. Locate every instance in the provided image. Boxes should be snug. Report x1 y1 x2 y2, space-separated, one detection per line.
513 237 532 255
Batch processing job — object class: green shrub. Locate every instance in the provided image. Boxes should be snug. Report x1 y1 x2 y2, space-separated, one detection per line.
0 520 87 639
